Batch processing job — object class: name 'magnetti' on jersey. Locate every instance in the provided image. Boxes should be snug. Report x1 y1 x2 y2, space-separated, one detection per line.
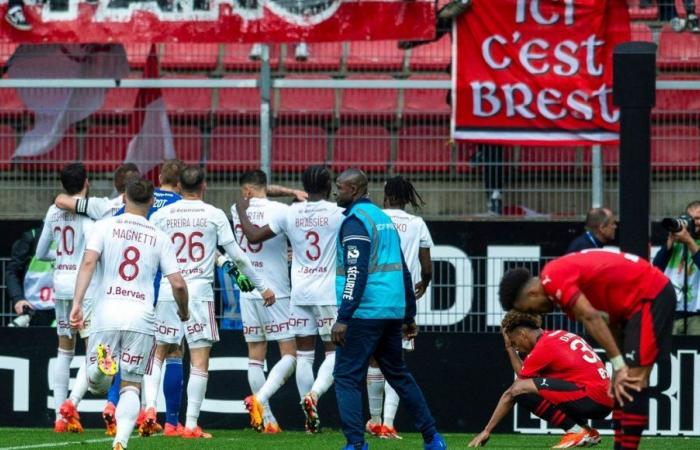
268 199 344 306
87 213 180 334
231 197 291 300
36 204 101 300
384 208 433 287
151 199 235 302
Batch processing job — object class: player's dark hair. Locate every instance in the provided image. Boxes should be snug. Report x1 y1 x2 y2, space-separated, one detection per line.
180 165 206 193
125 179 154 206
114 163 140 194
60 162 87 195
160 159 186 186
584 207 611 231
501 311 542 334
302 165 332 196
384 176 425 209
499 267 533 311
239 170 267 188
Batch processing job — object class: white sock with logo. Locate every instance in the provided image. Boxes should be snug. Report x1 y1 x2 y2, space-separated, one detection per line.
54 348 74 419
383 381 400 428
258 354 296 404
248 359 266 394
143 358 163 410
310 351 335 399
296 350 315 398
68 358 89 407
185 367 208 430
113 386 140 448
367 367 385 424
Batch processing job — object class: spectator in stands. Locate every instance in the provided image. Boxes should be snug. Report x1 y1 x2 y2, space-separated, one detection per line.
5 0 31 31
565 207 617 254
652 200 700 335
5 226 55 326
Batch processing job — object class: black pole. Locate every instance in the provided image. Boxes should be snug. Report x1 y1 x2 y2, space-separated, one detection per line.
613 42 657 260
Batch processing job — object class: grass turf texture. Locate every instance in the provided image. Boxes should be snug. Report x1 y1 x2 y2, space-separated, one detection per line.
0 429 698 449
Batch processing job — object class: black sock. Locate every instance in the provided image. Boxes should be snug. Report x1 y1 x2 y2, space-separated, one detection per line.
621 389 649 449
515 394 577 431
612 405 623 450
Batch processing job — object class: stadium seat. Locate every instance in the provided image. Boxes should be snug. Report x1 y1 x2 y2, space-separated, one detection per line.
275 74 335 121
222 44 280 71
161 44 219 71
346 41 405 72
215 75 261 120
0 43 17 67
651 125 700 171
172 126 202 164
628 0 658 20
18 131 78 172
674 0 699 17
401 74 451 121
395 126 451 173
83 125 130 173
409 34 451 71
340 75 399 119
0 83 26 118
653 74 700 119
97 83 138 119
208 126 260 173
283 43 343 72
271 126 327 172
124 43 150 69
658 25 700 70
630 23 653 43
332 126 391 173
518 146 579 172
0 125 15 171
162 75 213 119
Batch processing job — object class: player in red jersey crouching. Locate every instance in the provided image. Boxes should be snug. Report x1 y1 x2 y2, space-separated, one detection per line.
469 312 612 448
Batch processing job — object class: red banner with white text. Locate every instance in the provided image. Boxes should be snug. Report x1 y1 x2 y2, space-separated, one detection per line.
453 0 631 145
0 0 434 43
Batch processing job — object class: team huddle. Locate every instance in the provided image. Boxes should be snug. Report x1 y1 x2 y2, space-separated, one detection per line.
40 160 434 449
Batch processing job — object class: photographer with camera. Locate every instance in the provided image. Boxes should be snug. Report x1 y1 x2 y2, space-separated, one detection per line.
652 200 700 335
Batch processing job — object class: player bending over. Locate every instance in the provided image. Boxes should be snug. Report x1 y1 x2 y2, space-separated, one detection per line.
469 311 612 448
69 179 189 450
499 249 675 450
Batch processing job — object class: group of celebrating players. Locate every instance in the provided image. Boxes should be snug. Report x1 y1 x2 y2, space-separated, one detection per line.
39 159 434 449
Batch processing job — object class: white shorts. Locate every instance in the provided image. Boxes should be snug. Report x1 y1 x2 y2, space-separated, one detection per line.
88 330 156 383
289 304 337 341
241 296 293 343
55 298 94 339
155 301 218 348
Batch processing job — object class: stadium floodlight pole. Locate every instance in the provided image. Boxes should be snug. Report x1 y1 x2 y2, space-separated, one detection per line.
259 44 272 178
612 41 657 260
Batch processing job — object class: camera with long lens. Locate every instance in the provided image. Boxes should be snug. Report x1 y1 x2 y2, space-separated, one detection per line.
661 214 696 234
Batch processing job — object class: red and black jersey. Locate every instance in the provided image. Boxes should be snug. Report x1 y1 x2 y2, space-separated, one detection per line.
540 250 669 325
520 330 612 407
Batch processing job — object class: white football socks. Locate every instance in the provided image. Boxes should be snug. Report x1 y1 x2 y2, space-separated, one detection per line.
54 348 74 418
258 354 296 404
114 386 140 449
185 367 208 430
367 366 385 424
310 351 335 399
143 357 163 410
247 359 266 394
68 359 89 407
383 381 400 428
296 350 315 398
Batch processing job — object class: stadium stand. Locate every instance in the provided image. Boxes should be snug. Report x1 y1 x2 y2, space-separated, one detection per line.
271 125 327 172
274 74 336 121
17 132 77 172
283 42 343 72
222 44 280 71
83 125 130 173
346 41 405 72
658 25 700 70
395 126 452 173
408 34 451 71
340 74 399 120
172 125 203 165
628 0 658 20
161 43 219 71
208 125 260 173
215 75 261 119
332 126 391 173
0 125 15 171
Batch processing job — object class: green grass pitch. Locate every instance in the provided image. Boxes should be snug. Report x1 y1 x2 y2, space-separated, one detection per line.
0 429 698 449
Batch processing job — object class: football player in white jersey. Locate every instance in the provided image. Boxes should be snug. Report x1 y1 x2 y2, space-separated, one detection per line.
231 170 297 433
144 165 274 439
54 163 140 220
69 179 189 450
236 166 344 433
35 163 101 433
366 176 434 439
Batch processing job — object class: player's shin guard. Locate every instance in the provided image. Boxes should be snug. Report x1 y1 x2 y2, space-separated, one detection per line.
383 380 400 428
258 354 296 404
296 350 315 398
514 394 577 431
54 348 74 419
185 367 208 430
310 352 335 398
68 359 89 407
163 357 184 427
613 406 623 450
143 358 163 410
366 367 385 424
621 389 649 450
114 386 140 449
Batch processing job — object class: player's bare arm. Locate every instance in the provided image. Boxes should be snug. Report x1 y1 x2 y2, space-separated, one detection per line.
54 193 78 213
69 249 99 329
569 294 642 405
267 184 308 201
166 272 189 322
501 329 523 374
234 197 277 244
415 247 433 299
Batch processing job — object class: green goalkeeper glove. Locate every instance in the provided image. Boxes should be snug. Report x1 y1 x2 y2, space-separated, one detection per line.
222 261 255 292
